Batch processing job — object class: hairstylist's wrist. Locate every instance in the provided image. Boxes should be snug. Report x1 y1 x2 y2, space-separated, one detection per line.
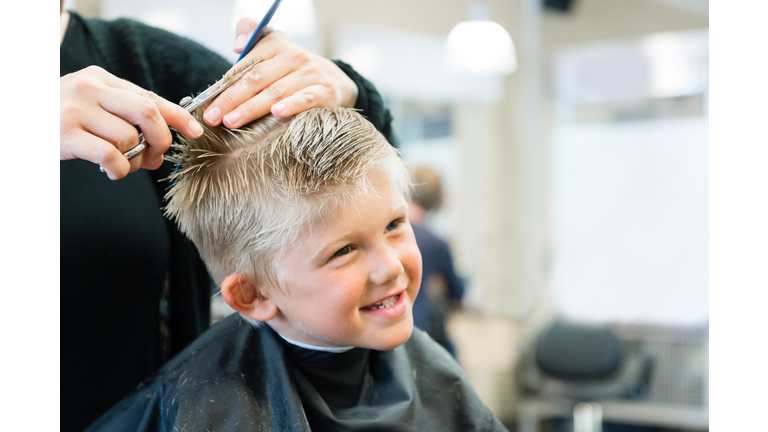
341 74 359 108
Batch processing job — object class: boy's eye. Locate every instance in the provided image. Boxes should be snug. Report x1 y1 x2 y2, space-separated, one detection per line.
386 219 401 232
332 245 352 259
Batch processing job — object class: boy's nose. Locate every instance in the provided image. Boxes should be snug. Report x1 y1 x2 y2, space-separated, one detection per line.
369 246 405 286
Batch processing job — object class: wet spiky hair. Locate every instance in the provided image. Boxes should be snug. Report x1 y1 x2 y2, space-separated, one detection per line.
164 107 411 287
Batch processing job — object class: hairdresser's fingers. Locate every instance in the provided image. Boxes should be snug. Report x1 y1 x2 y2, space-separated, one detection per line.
96 90 173 165
61 129 132 180
211 37 358 127
224 53 357 125
271 84 340 118
141 153 166 171
68 66 204 141
61 66 203 170
209 30 327 126
206 33 297 126
221 65 334 127
100 88 204 166
79 110 140 153
243 32 357 113
230 67 336 125
79 111 146 173
60 70 140 177
120 88 205 141
233 17 259 54
129 91 203 169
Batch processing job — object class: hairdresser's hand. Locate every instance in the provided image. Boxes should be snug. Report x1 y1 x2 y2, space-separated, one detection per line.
60 66 205 180
203 19 358 128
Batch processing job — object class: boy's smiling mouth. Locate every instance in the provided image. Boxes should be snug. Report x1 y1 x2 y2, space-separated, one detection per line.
361 290 407 315
363 294 400 310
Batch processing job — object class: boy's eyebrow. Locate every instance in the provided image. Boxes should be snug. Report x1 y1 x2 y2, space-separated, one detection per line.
311 201 408 261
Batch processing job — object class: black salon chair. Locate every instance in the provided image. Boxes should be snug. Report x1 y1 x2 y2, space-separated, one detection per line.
516 321 655 432
520 321 652 400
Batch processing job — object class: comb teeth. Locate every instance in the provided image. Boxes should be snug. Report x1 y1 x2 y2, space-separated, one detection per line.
262 7 283 34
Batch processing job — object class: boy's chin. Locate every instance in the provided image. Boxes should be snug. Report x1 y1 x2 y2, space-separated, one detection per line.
366 321 414 351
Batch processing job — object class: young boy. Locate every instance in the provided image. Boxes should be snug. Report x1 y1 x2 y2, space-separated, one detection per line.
86 108 507 432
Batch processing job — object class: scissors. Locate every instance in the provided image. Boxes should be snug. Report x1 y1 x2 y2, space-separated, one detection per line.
99 59 261 173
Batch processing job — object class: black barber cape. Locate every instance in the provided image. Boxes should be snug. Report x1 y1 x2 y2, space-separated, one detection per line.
85 313 508 432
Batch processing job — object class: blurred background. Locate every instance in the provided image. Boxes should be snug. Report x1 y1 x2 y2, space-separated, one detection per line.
63 0 709 430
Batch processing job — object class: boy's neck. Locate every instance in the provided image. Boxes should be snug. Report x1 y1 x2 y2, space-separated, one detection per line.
277 333 355 353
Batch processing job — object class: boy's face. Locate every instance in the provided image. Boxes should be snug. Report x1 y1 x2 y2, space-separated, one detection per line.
267 166 422 351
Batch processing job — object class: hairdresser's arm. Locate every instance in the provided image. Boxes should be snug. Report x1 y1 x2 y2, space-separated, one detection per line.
203 19 358 129
60 66 204 180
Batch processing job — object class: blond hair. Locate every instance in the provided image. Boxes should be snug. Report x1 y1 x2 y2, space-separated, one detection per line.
164 107 411 288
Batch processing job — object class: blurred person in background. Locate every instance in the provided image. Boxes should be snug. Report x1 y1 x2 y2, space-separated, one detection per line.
59 1 395 430
408 166 465 357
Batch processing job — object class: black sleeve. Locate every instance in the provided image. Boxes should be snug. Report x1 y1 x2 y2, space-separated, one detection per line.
332 60 399 148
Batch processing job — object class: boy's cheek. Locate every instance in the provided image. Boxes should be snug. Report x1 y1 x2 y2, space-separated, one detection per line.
406 255 423 300
404 237 422 264
406 244 423 281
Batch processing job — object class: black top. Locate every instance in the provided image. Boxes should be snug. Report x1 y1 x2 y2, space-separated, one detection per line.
60 12 104 76
61 14 175 431
84 314 508 432
61 12 398 432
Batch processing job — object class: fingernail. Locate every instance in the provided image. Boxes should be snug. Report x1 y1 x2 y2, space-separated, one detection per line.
234 34 248 51
204 106 221 124
223 111 242 127
189 119 203 137
273 103 286 116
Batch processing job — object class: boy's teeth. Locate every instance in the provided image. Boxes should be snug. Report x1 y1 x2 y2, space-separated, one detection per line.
370 295 399 310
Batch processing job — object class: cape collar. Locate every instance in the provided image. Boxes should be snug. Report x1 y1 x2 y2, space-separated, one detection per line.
277 332 355 353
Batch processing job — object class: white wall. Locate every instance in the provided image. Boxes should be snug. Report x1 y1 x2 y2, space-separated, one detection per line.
550 118 708 325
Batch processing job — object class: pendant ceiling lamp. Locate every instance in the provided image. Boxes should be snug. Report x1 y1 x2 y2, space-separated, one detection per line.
443 1 518 76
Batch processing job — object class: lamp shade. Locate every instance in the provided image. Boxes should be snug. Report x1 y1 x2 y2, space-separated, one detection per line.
443 21 518 76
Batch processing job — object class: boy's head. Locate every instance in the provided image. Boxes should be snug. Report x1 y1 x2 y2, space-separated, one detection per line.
165 108 422 351
409 165 443 213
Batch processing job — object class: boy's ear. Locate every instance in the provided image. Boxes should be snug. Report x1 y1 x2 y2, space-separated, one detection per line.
221 274 278 322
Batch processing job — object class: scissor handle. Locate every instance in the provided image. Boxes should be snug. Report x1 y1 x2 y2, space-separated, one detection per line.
98 135 146 173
